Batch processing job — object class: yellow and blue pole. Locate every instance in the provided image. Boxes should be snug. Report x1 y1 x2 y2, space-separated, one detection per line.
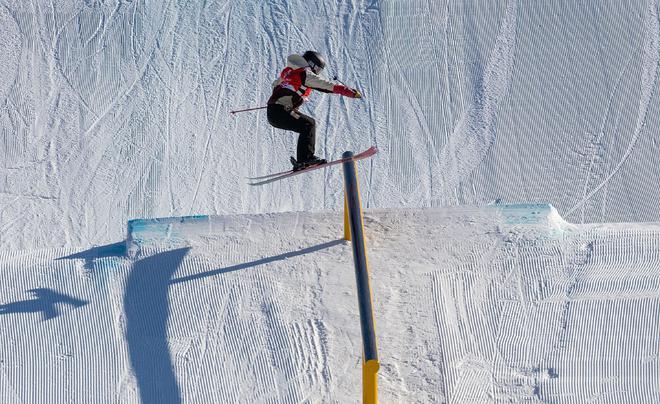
342 151 379 403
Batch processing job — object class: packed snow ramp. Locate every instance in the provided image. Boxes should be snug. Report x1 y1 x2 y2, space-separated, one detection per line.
2 205 660 402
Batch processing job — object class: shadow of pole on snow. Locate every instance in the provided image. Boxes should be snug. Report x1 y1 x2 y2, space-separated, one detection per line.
124 248 189 404
56 242 126 271
169 239 344 285
124 239 342 402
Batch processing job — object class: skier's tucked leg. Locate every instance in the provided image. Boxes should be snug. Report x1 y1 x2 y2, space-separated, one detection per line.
267 105 323 170
293 112 316 163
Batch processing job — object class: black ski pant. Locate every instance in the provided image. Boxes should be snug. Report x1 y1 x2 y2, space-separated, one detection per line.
267 104 316 162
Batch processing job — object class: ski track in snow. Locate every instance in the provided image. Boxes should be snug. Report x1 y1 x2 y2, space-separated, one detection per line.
436 0 518 205
1 1 660 402
1 1 659 250
566 0 660 218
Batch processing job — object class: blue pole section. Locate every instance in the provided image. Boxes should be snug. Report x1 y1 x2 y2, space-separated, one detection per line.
342 151 378 363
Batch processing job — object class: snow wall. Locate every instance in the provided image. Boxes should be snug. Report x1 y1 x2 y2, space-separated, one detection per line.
1 0 659 251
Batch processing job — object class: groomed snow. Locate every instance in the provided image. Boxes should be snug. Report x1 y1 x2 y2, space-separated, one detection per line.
1 1 659 251
2 1 660 403
2 206 660 402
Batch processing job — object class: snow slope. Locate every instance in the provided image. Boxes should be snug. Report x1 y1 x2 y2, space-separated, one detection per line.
2 205 660 403
2 1 660 402
1 0 659 251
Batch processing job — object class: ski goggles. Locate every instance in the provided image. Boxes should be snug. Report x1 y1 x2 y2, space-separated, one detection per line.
309 62 324 75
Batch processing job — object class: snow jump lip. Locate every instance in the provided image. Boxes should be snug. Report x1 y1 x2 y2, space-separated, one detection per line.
126 215 211 257
490 202 576 236
125 203 573 256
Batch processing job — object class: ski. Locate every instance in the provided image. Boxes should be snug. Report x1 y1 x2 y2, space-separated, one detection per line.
248 146 378 186
247 167 294 181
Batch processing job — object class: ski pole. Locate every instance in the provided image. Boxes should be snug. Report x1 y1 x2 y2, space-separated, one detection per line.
229 105 267 115
332 75 347 86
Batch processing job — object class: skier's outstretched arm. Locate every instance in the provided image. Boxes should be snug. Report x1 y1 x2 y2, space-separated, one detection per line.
304 71 361 98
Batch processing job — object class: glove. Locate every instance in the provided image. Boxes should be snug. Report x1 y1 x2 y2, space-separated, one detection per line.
333 85 361 98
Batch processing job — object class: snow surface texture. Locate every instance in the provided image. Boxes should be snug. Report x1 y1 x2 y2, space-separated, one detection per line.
1 1 660 403
1 0 659 251
2 206 660 403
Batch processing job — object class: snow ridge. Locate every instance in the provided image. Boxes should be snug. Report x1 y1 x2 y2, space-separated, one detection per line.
567 0 660 217
436 0 518 204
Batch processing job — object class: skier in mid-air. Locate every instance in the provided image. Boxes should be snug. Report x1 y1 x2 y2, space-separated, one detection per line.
267 51 362 171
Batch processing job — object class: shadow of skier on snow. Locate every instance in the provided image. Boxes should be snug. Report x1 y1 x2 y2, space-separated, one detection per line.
0 288 88 321
124 247 189 404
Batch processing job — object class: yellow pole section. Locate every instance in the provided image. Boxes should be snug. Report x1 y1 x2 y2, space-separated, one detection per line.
363 359 380 404
344 192 351 241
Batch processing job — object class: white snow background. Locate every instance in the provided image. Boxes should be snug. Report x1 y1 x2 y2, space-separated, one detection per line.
1 0 660 403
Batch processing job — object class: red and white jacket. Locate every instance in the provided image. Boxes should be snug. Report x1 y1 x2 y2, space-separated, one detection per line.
267 54 356 111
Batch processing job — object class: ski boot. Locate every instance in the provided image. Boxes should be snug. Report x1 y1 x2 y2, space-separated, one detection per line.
290 155 327 171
